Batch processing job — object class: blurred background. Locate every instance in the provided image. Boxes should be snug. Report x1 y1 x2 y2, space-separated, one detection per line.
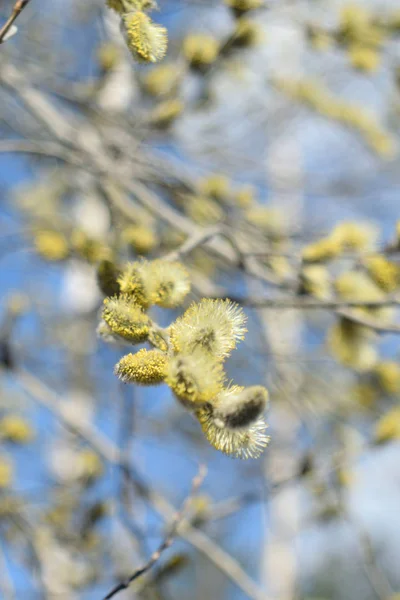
0 0 400 598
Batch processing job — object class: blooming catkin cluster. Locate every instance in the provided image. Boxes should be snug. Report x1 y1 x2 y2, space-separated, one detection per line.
98 258 270 459
106 0 167 63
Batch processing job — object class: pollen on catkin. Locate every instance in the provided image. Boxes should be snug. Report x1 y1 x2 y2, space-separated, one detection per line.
145 260 191 308
334 270 392 321
302 236 342 263
374 361 400 395
374 407 400 444
330 221 378 251
186 195 224 226
142 64 182 97
363 254 400 292
183 34 219 67
0 416 34 444
327 318 377 371
34 230 69 261
102 295 150 343
166 352 225 407
115 349 168 384
197 405 269 459
334 270 384 302
300 265 331 299
232 18 262 48
106 0 124 13
123 12 167 63
212 385 269 429
150 99 184 128
117 262 150 308
0 456 12 488
198 174 231 203
106 0 157 14
122 224 157 255
170 299 247 359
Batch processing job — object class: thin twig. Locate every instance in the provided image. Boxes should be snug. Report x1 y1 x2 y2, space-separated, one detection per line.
225 295 400 334
227 296 400 311
0 0 31 45
163 226 222 262
345 514 393 600
337 308 400 334
103 465 207 600
14 368 270 600
0 542 16 600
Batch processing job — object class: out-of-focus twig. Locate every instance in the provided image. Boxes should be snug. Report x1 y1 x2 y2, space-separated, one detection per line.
345 514 394 600
0 542 16 600
103 465 207 600
227 296 400 311
14 368 270 600
222 296 400 334
163 226 222 262
0 0 31 45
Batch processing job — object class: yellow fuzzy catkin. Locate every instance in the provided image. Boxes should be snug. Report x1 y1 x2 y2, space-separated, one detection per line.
302 236 342 263
122 225 157 255
374 361 400 395
170 299 247 359
150 99 184 128
307 27 334 52
232 18 262 47
363 254 400 292
197 406 269 459
71 229 108 264
334 270 392 321
183 34 219 67
351 381 378 409
234 184 256 208
327 318 377 371
348 44 380 72
105 0 124 14
123 12 167 63
245 206 286 240
34 230 69 261
374 408 400 444
212 385 268 429
145 260 191 308
0 456 12 488
118 262 150 308
334 270 383 302
300 265 331 299
106 0 157 14
143 64 181 97
77 450 103 483
102 295 150 343
97 42 121 71
118 259 190 308
273 78 396 158
198 174 231 202
166 352 225 407
186 195 224 225
0 416 34 443
97 259 121 297
115 349 168 385
330 221 377 251
396 220 400 247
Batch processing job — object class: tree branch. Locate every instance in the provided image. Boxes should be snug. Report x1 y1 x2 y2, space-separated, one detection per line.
103 465 207 600
0 0 31 45
14 368 270 600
